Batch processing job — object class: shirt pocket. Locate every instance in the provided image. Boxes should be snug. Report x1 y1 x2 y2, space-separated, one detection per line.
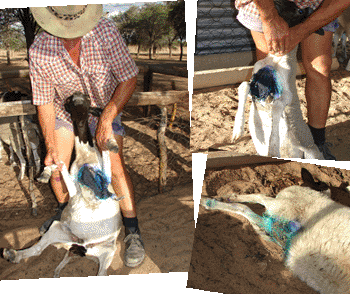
85 63 113 89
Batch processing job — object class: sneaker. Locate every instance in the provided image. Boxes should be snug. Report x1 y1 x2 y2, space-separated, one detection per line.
124 228 145 268
39 202 68 236
316 142 336 160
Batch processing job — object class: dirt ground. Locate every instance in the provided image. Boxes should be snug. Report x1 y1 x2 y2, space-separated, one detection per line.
191 63 350 161
188 160 350 294
0 48 193 279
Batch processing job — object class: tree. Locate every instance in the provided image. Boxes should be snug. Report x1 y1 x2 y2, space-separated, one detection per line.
0 8 19 65
15 8 41 60
138 3 171 59
168 0 186 61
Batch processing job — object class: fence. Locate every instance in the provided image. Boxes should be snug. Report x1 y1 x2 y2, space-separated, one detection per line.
195 0 255 56
0 68 190 218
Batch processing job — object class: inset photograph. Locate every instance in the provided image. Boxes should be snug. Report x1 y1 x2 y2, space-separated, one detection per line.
192 0 350 161
0 2 193 279
188 154 350 293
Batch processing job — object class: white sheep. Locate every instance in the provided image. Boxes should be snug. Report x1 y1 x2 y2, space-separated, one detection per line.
232 46 324 159
333 7 350 71
201 168 350 294
0 92 123 276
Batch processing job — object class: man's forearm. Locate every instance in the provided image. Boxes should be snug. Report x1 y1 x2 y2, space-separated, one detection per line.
37 103 57 150
299 0 350 37
253 0 280 21
101 76 137 123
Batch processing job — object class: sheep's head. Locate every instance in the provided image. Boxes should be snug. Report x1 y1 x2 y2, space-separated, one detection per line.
64 92 94 146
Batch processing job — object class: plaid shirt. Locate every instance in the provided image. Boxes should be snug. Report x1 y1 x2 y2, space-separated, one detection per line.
235 0 324 18
29 17 139 125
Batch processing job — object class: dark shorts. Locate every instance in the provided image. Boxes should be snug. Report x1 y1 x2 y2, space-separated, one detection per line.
55 113 126 137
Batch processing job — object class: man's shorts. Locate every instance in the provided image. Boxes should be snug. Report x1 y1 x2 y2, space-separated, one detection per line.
55 113 126 137
237 9 339 33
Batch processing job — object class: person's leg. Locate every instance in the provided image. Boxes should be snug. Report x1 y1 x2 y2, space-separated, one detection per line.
40 122 75 235
301 31 336 160
109 134 145 267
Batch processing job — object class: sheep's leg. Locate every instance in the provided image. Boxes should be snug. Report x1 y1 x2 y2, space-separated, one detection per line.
333 27 343 58
30 143 41 175
0 140 3 162
345 29 350 71
86 239 118 276
16 148 26 181
53 251 73 278
268 100 284 157
200 197 268 239
1 221 72 264
232 81 250 142
37 164 57 183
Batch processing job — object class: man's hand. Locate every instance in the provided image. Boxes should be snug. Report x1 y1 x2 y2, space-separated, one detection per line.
262 15 291 55
44 146 63 170
95 118 114 151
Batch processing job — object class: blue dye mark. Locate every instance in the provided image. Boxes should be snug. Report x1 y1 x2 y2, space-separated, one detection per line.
77 164 114 200
261 212 302 257
249 65 283 103
206 199 217 208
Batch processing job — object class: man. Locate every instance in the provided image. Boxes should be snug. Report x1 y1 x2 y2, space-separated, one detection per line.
235 0 350 160
29 5 145 268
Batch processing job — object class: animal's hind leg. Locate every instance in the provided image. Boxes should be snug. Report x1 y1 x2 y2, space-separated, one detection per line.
1 221 72 264
86 239 118 276
200 197 269 239
54 251 73 278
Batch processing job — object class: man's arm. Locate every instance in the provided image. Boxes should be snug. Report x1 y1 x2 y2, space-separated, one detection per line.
37 103 60 166
95 76 137 149
287 0 350 52
253 0 291 55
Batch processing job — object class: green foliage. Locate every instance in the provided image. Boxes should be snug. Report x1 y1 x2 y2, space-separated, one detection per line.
114 1 185 60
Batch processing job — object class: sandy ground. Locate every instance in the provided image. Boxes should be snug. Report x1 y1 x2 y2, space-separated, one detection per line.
191 64 350 161
0 48 193 279
188 160 350 293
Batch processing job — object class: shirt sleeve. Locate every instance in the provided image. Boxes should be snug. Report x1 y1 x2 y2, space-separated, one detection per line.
29 52 55 106
103 20 139 83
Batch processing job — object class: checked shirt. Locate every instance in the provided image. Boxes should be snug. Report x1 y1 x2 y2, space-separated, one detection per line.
29 17 139 126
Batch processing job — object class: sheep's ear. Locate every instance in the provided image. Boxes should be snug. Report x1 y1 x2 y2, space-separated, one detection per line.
301 168 329 191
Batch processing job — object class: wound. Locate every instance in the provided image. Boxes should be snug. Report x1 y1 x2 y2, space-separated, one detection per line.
54 176 62 182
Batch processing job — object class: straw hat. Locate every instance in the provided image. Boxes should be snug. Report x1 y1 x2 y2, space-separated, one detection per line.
30 5 103 39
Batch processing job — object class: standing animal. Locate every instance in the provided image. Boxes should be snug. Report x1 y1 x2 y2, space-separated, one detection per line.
201 168 350 294
1 92 122 277
231 0 324 159
333 7 350 71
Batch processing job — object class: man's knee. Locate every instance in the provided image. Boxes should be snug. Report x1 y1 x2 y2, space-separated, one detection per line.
302 56 332 79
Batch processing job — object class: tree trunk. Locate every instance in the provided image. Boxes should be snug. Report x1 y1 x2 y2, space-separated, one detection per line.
169 45 172 58
137 44 141 59
6 49 11 65
180 41 183 62
149 46 152 60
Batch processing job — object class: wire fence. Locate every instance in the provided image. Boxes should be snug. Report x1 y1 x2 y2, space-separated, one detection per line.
0 109 191 220
195 0 255 56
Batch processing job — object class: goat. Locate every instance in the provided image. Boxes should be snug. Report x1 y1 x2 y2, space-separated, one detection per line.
1 92 123 277
232 1 324 159
0 91 42 180
333 7 350 71
201 168 350 294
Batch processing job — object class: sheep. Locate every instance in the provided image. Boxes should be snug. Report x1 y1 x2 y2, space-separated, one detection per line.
200 168 350 294
0 92 123 277
333 7 350 71
232 1 324 159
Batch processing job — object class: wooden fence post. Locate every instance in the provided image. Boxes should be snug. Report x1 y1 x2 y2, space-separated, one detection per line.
157 106 168 193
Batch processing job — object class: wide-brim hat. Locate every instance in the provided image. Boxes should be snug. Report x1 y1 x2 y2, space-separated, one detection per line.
30 5 103 39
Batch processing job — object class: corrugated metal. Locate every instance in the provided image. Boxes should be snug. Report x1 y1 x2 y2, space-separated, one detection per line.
195 0 255 55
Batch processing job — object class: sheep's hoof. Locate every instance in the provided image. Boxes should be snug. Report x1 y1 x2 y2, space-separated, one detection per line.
31 207 38 216
0 248 17 263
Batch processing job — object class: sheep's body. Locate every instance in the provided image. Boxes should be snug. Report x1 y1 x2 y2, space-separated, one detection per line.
201 169 350 293
232 46 324 159
1 92 122 276
333 7 350 71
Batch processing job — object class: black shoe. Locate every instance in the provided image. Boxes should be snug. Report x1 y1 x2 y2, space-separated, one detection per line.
39 202 68 236
124 228 145 268
316 142 336 160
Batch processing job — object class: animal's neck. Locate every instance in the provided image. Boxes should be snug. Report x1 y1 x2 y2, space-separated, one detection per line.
73 120 94 147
